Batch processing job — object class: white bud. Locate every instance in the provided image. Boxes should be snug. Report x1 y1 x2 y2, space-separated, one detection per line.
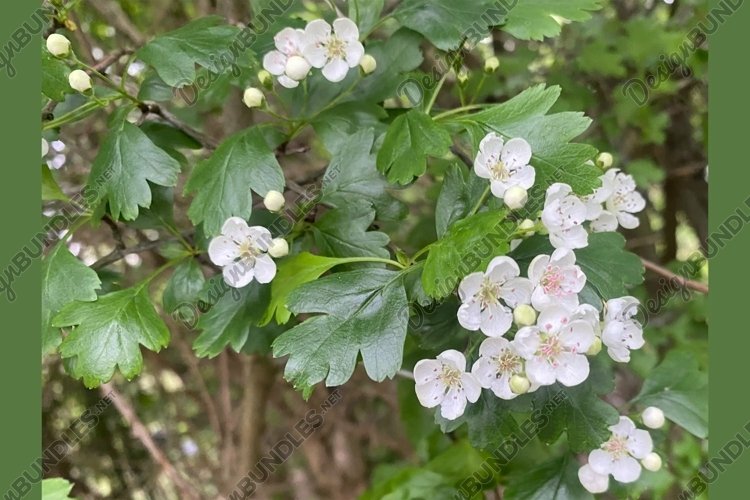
46 34 71 57
42 138 49 157
518 218 536 235
641 406 666 429
484 56 500 73
68 69 92 92
596 152 614 170
641 452 662 472
263 190 285 212
285 55 311 81
509 375 531 395
586 336 602 356
503 186 528 210
268 238 289 258
258 69 273 88
359 54 377 75
513 304 536 327
242 87 264 108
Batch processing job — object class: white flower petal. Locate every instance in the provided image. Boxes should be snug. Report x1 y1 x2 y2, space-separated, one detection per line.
486 256 520 282
528 254 550 284
480 302 512 337
344 41 364 67
499 277 533 307
333 17 360 42
458 272 484 301
440 387 468 420
560 321 595 353
223 259 255 288
555 352 590 386
591 211 619 232
501 138 532 169
302 44 328 68
627 429 654 459
415 379 445 408
513 327 540 358
610 416 637 436
588 449 614 475
208 236 240 266
491 373 517 400
221 217 251 241
322 58 349 82
578 464 609 494
262 50 287 75
461 373 482 402
611 456 641 483
511 164 536 189
458 300 482 331
278 75 300 88
471 357 497 389
413 359 442 384
617 211 640 229
274 27 304 55
478 337 511 357
304 19 332 42
437 349 467 372
253 254 277 284
526 357 556 386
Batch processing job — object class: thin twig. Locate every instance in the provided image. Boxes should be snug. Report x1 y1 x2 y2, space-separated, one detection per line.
641 257 709 294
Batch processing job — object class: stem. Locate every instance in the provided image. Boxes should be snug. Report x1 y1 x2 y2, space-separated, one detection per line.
468 185 491 216
424 71 449 115
433 103 488 121
341 256 407 270
469 73 487 105
411 244 433 263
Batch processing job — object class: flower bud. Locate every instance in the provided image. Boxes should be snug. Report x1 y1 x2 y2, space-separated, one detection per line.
285 55 311 81
518 218 536 235
242 87 264 108
641 406 665 429
359 54 377 75
513 304 536 327
509 375 530 395
268 238 289 258
258 69 273 89
457 67 469 86
641 452 662 472
596 152 614 170
484 56 500 73
42 138 49 157
586 336 602 356
68 69 92 92
46 33 71 57
503 186 528 210
263 190 285 212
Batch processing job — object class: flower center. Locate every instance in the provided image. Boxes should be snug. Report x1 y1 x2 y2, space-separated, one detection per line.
238 240 261 260
325 35 347 59
477 278 501 309
602 435 629 459
541 265 563 295
538 333 564 362
489 160 510 181
438 364 463 389
495 352 522 376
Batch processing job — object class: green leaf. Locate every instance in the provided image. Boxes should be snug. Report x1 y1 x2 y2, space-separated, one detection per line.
53 285 171 388
394 0 507 51
89 112 181 221
348 0 385 35
633 350 708 438
193 279 273 358
42 246 101 356
42 166 69 202
505 456 593 500
185 127 284 235
42 478 77 500
422 210 513 299
503 0 603 41
273 268 408 396
262 252 371 325
312 201 390 259
311 102 387 154
321 129 405 221
464 391 521 451
42 49 72 101
162 259 205 314
137 16 242 87
458 84 600 198
377 110 452 185
435 162 487 237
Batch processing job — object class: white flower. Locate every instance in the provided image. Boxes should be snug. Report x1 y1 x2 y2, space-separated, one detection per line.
578 464 609 494
641 406 665 429
589 169 646 232
471 337 529 400
263 190 285 212
457 256 533 337
68 69 92 92
587 416 653 484
413 350 481 420
303 18 364 83
359 54 377 74
46 34 71 57
242 87 264 108
474 133 535 200
601 296 645 363
262 28 311 89
514 306 595 387
268 238 289 258
208 217 277 288
528 248 586 311
542 183 588 249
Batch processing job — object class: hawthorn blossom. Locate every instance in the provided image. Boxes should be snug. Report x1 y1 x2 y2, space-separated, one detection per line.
473 132 536 203
514 306 595 387
457 256 533 337
579 416 654 493
601 296 645 363
541 183 588 250
528 248 586 311
262 28 311 88
471 337 531 399
208 217 276 288
589 169 646 232
413 350 481 420
303 18 364 83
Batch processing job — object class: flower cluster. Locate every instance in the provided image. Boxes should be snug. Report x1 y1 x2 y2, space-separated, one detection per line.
262 17 367 88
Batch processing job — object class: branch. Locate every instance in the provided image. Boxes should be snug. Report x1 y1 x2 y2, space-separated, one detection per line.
641 257 709 294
